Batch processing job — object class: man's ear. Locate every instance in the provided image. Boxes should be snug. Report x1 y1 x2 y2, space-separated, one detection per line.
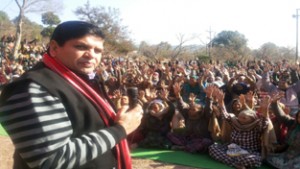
48 40 59 57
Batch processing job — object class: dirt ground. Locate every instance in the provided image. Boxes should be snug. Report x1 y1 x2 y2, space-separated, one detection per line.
0 136 198 169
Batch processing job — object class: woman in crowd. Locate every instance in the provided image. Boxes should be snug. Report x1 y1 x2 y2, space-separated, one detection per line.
208 87 270 169
261 63 300 117
267 92 300 169
219 97 243 143
137 88 175 149
167 83 214 153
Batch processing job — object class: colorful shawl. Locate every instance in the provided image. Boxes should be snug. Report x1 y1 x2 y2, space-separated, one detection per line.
43 53 131 169
231 109 260 132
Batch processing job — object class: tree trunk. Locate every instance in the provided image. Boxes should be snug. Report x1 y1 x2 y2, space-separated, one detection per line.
12 14 23 61
12 0 25 61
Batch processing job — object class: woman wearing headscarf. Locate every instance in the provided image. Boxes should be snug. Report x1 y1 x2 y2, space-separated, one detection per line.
208 88 269 169
167 83 214 153
266 92 300 169
220 98 243 143
137 88 175 149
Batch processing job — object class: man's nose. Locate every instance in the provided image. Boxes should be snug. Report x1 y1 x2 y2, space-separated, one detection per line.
84 50 96 58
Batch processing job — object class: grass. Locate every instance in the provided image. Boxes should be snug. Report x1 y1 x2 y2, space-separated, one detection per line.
0 124 8 136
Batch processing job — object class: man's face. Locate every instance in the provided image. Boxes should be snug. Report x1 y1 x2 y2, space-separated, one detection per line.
50 35 104 74
278 80 289 90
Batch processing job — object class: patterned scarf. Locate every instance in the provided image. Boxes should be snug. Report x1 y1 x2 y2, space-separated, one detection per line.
43 53 131 169
231 109 260 132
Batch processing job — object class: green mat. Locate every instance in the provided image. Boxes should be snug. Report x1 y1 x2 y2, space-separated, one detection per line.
0 124 7 136
131 148 273 169
0 124 274 169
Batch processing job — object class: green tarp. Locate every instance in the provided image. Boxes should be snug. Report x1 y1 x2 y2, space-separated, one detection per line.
131 148 273 169
0 124 273 169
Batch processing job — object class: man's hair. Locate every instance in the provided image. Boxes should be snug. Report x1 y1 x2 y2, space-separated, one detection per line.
50 21 105 46
278 70 292 84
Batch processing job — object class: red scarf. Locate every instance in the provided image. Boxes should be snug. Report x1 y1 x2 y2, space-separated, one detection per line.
43 53 131 169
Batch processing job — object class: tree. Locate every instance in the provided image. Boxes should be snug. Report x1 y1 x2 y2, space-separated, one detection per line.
41 12 60 26
253 42 295 61
40 27 55 38
41 12 60 38
138 41 156 58
212 31 247 49
0 11 10 21
11 0 63 60
171 33 189 59
211 30 250 61
256 42 278 60
75 1 136 55
154 42 172 58
13 16 43 42
0 11 14 37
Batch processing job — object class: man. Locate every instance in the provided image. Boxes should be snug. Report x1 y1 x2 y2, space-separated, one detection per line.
0 21 143 169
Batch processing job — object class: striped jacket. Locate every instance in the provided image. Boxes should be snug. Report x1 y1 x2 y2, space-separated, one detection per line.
0 63 126 169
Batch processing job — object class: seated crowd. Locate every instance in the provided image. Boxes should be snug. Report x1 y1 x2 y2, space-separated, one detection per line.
1 36 300 169
97 57 300 169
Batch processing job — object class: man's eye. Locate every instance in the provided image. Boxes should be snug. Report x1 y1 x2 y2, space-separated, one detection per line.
75 45 87 50
94 48 103 54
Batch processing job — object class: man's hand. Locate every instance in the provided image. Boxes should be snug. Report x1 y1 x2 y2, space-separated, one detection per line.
115 104 143 135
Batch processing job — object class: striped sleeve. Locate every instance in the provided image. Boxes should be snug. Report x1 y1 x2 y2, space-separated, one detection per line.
0 82 126 169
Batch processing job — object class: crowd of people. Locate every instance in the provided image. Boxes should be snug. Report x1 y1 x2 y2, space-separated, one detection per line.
0 34 44 86
105 57 300 169
0 21 300 169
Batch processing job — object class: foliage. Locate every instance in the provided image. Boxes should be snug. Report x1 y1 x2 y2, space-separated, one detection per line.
2 0 296 63
40 12 60 38
0 11 10 21
41 12 61 26
212 31 247 47
75 1 136 55
195 54 211 63
138 41 174 59
252 42 295 62
0 11 15 37
41 26 56 38
255 42 278 60
138 41 156 58
10 0 63 60
211 30 250 61
12 17 43 40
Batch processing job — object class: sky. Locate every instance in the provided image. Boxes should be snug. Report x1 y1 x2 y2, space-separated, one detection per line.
1 0 300 49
